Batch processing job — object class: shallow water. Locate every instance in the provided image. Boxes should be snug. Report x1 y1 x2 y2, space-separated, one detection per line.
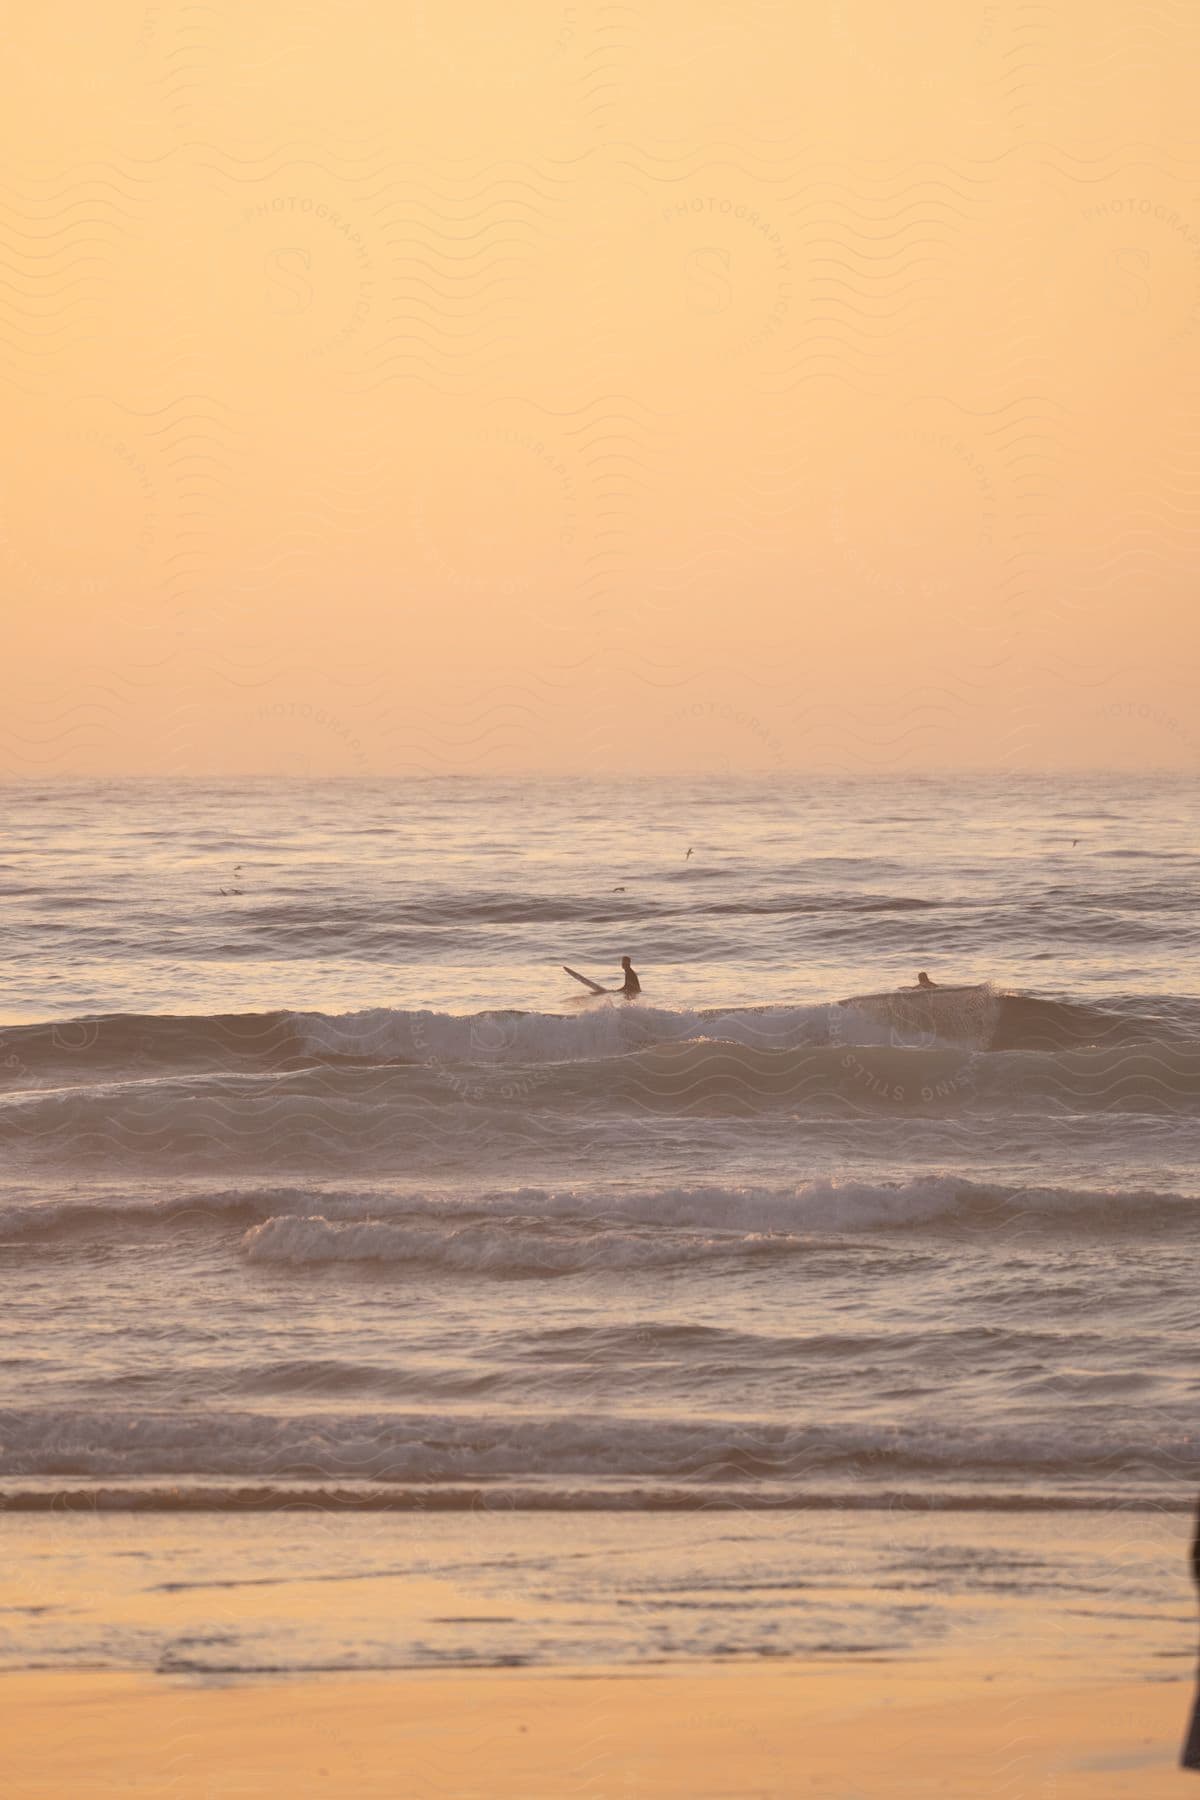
3 1510 1193 1676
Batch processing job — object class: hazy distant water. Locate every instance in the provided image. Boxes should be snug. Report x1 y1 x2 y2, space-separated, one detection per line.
3 772 1197 1018
2 774 1198 1671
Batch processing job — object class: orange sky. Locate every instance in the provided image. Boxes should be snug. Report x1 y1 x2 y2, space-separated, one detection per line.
2 2 1198 775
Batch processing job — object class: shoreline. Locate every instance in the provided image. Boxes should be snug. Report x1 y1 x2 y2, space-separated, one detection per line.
2 1483 1191 1511
7 1505 1193 1697
3 1659 1194 1798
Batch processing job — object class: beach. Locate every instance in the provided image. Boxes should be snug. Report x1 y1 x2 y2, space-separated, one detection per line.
3 1661 1193 1798
4 1504 1198 1798
3 772 1197 1792
5 1504 1198 1796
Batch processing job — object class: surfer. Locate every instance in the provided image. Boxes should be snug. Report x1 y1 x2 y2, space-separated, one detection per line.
1182 1496 1200 1769
562 957 642 1000
917 971 937 989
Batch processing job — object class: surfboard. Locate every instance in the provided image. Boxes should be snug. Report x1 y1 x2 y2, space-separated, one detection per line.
563 965 606 995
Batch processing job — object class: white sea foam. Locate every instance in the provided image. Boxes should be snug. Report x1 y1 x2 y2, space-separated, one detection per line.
283 1001 841 1063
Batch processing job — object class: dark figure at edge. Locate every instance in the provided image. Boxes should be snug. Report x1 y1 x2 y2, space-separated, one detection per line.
1183 1497 1200 1769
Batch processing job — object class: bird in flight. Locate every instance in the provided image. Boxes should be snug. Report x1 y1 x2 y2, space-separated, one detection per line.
685 847 694 860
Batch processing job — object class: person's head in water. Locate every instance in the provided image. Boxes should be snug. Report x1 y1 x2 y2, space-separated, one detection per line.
917 971 936 989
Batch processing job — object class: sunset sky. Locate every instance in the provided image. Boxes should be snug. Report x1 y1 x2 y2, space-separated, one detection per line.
3 1 1198 775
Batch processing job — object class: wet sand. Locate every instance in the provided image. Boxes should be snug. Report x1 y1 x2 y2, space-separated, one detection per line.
3 1658 1193 1798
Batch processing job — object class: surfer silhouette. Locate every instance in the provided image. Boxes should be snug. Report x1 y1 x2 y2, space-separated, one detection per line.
917 972 937 989
563 957 642 1001
1183 1497 1200 1769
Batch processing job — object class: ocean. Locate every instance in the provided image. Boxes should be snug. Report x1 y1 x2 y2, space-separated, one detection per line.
2 772 1197 1676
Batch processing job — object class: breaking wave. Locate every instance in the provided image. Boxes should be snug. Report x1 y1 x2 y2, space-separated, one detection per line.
0 987 1189 1091
3 1175 1195 1249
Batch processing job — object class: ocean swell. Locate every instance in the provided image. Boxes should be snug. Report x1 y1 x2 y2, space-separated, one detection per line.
0 988 1186 1092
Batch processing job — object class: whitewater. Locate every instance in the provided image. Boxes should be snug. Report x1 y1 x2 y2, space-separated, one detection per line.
2 772 1197 1669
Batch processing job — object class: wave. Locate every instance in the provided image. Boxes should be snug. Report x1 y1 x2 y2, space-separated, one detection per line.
4 1175 1195 1248
66 1320 1125 1402
237 1213 907 1274
1 1405 1193 1484
237 1174 1199 1268
0 990 1187 1089
2 1042 1198 1171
